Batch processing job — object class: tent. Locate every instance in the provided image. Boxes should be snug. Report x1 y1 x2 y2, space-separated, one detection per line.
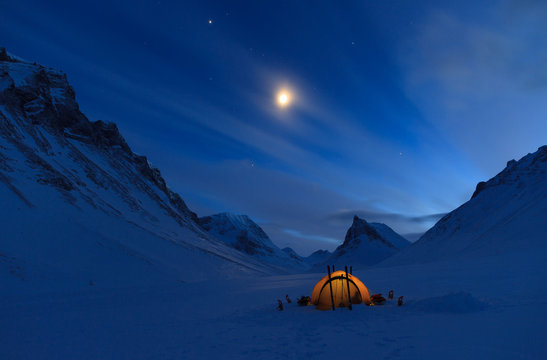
311 270 372 310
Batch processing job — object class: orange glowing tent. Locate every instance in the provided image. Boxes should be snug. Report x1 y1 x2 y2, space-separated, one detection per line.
311 269 372 310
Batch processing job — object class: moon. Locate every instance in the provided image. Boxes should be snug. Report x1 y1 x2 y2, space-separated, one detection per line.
277 91 291 107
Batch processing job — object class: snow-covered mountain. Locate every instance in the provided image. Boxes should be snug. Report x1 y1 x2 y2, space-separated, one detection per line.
304 249 331 266
0 49 285 290
282 247 304 262
383 146 547 265
313 216 410 270
198 213 307 270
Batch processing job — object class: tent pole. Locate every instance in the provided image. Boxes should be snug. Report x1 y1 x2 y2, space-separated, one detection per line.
327 265 335 311
350 266 352 275
345 266 352 310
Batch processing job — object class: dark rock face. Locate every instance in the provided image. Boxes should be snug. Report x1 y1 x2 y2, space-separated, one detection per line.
90 121 130 151
471 181 487 199
0 48 18 62
235 230 262 255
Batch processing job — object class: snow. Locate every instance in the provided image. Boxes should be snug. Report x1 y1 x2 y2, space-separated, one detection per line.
50 87 67 105
408 292 488 313
304 249 331 266
370 222 411 249
1 249 546 359
1 61 42 87
5 50 28 63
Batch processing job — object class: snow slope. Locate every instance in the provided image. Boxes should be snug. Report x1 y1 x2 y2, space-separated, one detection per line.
2 248 545 360
384 146 547 265
198 213 307 270
282 247 306 263
370 222 411 249
314 216 409 270
304 249 331 266
0 49 281 291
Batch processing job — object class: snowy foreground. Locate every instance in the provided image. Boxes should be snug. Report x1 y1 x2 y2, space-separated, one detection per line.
2 249 546 360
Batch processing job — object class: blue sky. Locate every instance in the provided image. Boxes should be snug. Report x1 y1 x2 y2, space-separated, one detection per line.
3 0 546 255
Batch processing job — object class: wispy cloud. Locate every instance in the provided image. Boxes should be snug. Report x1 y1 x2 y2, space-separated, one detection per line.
324 209 446 242
282 229 339 245
326 209 446 226
398 3 547 174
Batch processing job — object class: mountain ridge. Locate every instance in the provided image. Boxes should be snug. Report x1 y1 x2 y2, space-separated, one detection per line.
382 145 547 266
198 212 306 270
0 49 285 288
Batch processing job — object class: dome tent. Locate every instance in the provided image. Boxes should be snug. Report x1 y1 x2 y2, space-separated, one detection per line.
311 268 372 310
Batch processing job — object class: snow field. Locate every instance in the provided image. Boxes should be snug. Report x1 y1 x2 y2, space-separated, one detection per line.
2 248 546 360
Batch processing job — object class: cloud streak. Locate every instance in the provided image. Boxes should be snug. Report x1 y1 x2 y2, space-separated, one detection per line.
326 210 447 226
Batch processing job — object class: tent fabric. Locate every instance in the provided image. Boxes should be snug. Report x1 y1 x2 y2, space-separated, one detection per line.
311 270 372 310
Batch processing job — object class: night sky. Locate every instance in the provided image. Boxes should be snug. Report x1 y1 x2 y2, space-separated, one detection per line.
3 0 546 255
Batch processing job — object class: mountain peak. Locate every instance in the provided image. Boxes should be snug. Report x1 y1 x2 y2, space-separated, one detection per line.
282 247 303 262
308 215 411 270
197 212 305 270
343 215 388 248
0 47 18 62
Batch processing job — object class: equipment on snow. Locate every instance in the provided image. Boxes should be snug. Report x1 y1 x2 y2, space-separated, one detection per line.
397 296 404 306
297 296 311 306
277 299 284 311
371 293 386 305
285 294 292 304
388 290 394 299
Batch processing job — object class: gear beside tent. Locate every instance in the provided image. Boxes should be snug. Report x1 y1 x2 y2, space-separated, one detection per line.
311 266 372 310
